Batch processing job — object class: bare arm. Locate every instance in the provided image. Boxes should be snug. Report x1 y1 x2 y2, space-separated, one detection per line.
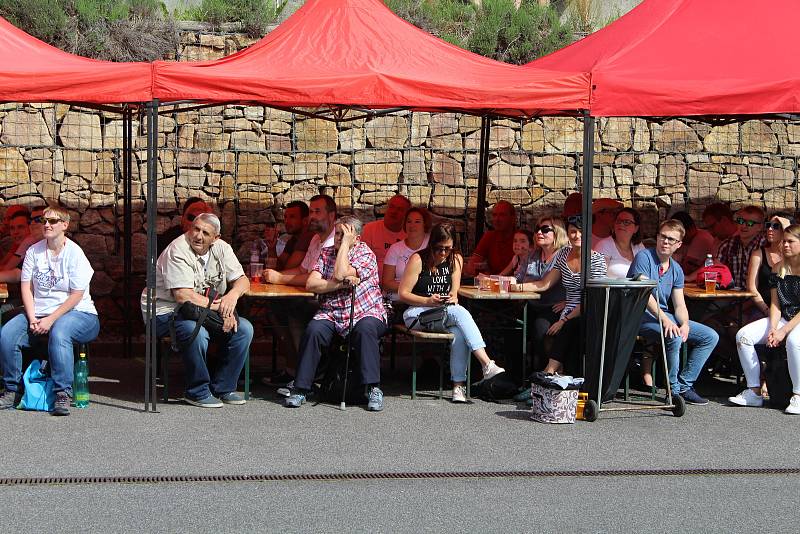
306 270 352 294
516 267 560 292
0 268 21 283
499 255 517 277
279 249 306 271
746 250 768 315
382 264 400 293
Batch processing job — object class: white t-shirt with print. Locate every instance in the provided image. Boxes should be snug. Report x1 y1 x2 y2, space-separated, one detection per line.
594 236 645 279
383 235 430 300
21 239 97 316
301 229 335 272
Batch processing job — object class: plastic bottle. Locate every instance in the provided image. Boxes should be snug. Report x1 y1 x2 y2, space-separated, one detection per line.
704 254 714 268
74 351 89 408
250 241 260 266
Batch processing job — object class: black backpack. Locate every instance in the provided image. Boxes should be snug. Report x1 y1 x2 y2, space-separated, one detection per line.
472 371 517 402
316 342 365 405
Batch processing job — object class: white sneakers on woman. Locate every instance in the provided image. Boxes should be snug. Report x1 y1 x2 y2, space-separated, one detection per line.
728 389 764 407
452 385 467 403
785 395 800 415
482 360 504 380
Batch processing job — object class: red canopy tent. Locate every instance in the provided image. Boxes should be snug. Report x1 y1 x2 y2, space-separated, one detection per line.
0 16 152 103
529 0 800 117
152 0 589 116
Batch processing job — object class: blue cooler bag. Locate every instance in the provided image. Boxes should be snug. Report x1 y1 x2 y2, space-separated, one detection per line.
17 360 55 411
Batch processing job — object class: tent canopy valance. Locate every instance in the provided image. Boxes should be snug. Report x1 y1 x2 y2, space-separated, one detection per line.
529 0 800 118
151 0 590 118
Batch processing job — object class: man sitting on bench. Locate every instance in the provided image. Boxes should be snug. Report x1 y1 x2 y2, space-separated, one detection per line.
284 216 387 411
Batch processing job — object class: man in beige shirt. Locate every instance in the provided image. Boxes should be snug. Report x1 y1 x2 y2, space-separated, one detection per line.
141 212 252 408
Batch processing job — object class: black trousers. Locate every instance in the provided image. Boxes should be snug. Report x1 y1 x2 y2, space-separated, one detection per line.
294 317 386 391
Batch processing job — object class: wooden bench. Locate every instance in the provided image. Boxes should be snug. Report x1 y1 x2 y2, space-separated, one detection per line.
392 324 461 400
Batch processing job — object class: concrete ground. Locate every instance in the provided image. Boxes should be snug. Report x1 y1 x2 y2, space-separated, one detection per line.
2 357 798 532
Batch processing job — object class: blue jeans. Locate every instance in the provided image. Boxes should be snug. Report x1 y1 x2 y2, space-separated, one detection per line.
404 304 486 382
638 314 719 394
1 311 100 394
156 313 253 401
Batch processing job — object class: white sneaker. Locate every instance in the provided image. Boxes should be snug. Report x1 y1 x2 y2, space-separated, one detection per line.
482 360 504 380
452 385 467 403
785 395 800 415
728 389 764 407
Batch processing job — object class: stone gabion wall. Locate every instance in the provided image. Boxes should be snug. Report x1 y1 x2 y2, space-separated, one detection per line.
1 29 798 342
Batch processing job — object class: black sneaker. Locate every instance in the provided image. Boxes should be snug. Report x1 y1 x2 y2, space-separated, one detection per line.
51 391 71 416
680 388 709 406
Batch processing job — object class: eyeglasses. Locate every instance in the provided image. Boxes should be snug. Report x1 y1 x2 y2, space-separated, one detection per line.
765 221 784 230
657 233 681 245
535 225 554 234
616 219 637 227
433 246 452 254
566 215 582 228
42 217 63 226
735 217 760 228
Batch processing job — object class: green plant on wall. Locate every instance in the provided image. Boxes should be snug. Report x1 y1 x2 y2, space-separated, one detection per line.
180 0 287 36
386 0 572 64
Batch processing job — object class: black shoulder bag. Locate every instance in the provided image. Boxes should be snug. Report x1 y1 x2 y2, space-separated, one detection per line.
408 304 450 333
169 288 238 352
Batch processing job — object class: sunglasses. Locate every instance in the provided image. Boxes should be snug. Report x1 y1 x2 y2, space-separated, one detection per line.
434 246 452 254
657 233 681 245
735 217 760 228
566 215 582 228
186 213 198 222
765 221 784 230
31 215 45 223
41 217 63 226
534 225 554 234
616 219 637 227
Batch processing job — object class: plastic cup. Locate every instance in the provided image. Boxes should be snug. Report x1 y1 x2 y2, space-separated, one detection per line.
250 262 263 283
704 271 716 294
499 279 510 293
491 280 500 293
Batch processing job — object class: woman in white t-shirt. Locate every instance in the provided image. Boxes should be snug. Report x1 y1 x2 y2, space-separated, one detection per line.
381 207 431 301
593 207 645 279
0 206 99 416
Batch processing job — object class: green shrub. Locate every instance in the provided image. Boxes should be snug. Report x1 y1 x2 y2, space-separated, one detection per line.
386 0 572 64
181 0 286 37
0 0 176 61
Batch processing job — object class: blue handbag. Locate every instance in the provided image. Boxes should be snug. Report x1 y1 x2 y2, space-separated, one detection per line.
17 360 55 411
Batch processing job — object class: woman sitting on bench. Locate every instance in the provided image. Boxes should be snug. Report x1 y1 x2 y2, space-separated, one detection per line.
398 223 504 403
730 223 800 414
0 205 99 416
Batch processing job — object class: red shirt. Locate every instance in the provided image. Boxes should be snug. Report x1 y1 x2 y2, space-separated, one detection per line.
472 230 515 274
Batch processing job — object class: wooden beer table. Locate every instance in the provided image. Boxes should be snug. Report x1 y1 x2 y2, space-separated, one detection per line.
457 286 541 380
243 282 316 375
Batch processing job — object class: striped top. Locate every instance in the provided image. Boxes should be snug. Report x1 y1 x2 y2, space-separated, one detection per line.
553 246 607 319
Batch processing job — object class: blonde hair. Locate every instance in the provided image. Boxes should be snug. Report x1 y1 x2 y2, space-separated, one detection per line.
43 205 70 224
537 216 569 251
779 224 800 278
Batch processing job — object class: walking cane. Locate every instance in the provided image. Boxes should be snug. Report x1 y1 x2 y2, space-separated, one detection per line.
340 282 357 411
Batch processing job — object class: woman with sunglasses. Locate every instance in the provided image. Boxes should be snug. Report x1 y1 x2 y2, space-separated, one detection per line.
594 208 645 279
747 215 793 318
0 206 99 416
730 224 800 414
514 215 606 375
399 223 504 403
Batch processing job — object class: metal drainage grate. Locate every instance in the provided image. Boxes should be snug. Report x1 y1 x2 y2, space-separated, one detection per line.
1 468 799 487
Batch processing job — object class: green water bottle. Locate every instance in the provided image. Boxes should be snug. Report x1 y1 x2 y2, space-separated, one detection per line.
74 351 89 409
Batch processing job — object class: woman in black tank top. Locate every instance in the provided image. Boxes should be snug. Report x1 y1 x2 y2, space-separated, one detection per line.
747 215 791 317
398 223 505 403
